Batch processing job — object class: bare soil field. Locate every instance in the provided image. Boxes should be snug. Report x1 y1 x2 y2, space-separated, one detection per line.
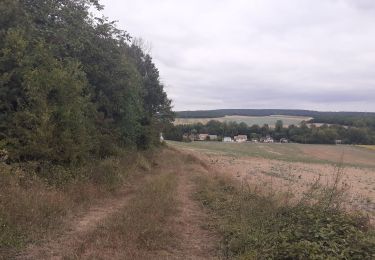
169 141 375 222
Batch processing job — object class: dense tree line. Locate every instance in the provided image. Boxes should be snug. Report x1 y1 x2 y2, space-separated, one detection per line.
164 120 375 145
0 0 173 165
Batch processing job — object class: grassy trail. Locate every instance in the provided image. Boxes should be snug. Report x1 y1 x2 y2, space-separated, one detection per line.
15 148 219 259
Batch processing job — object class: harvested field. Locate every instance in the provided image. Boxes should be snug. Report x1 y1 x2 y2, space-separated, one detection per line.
358 145 375 151
169 141 375 168
169 141 375 222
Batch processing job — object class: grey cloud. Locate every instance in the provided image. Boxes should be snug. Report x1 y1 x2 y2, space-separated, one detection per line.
101 0 375 112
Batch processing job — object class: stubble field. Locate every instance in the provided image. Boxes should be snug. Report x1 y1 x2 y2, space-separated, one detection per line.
168 141 375 221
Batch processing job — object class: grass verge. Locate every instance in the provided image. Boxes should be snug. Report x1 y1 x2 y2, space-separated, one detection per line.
194 170 375 259
0 150 153 258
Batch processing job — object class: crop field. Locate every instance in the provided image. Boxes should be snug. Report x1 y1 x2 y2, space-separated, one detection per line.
174 115 312 126
169 141 375 167
168 141 375 222
358 145 375 151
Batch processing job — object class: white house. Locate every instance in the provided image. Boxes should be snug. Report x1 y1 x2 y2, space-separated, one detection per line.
261 136 274 143
198 133 209 141
280 138 288 143
335 139 343 145
234 135 247 143
223 137 233 142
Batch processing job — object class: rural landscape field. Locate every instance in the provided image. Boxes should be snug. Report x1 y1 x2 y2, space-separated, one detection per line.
2 0 375 259
169 141 375 220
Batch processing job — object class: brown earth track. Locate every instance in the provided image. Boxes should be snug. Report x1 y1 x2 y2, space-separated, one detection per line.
169 166 219 259
16 149 220 260
16 189 135 260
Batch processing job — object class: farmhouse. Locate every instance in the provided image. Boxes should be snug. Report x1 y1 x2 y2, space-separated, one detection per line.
223 137 233 142
198 134 209 141
335 139 343 145
261 136 274 143
234 135 247 143
280 138 288 143
209 135 218 141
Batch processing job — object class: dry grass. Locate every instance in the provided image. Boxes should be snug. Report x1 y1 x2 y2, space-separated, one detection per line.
64 153 180 259
0 165 71 256
193 165 375 259
0 150 152 258
358 145 375 151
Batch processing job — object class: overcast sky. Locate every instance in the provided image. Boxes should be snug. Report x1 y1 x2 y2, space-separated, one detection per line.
100 0 375 112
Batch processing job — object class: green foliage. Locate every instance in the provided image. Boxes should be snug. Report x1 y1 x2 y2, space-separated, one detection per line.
194 174 375 259
0 0 173 168
165 119 375 145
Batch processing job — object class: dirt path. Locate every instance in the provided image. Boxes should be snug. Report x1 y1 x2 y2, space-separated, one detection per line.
16 150 220 259
17 190 135 260
167 164 219 259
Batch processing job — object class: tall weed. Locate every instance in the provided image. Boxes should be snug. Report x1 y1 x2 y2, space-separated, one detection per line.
194 166 375 259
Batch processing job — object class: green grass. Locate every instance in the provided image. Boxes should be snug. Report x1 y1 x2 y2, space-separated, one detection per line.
193 171 375 259
168 141 375 168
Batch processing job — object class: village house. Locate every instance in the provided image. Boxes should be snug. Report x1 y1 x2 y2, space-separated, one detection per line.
209 135 218 141
335 139 343 145
198 133 209 141
261 136 274 143
234 135 247 143
223 137 233 142
251 138 259 143
280 138 288 143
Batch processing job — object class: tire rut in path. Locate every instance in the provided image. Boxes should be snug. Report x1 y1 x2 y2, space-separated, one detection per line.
170 169 219 260
17 190 134 260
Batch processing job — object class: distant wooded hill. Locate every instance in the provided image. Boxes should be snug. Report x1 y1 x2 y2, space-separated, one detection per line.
176 109 375 127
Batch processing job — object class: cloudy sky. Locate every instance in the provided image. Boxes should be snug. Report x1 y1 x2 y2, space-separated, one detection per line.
100 0 375 112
